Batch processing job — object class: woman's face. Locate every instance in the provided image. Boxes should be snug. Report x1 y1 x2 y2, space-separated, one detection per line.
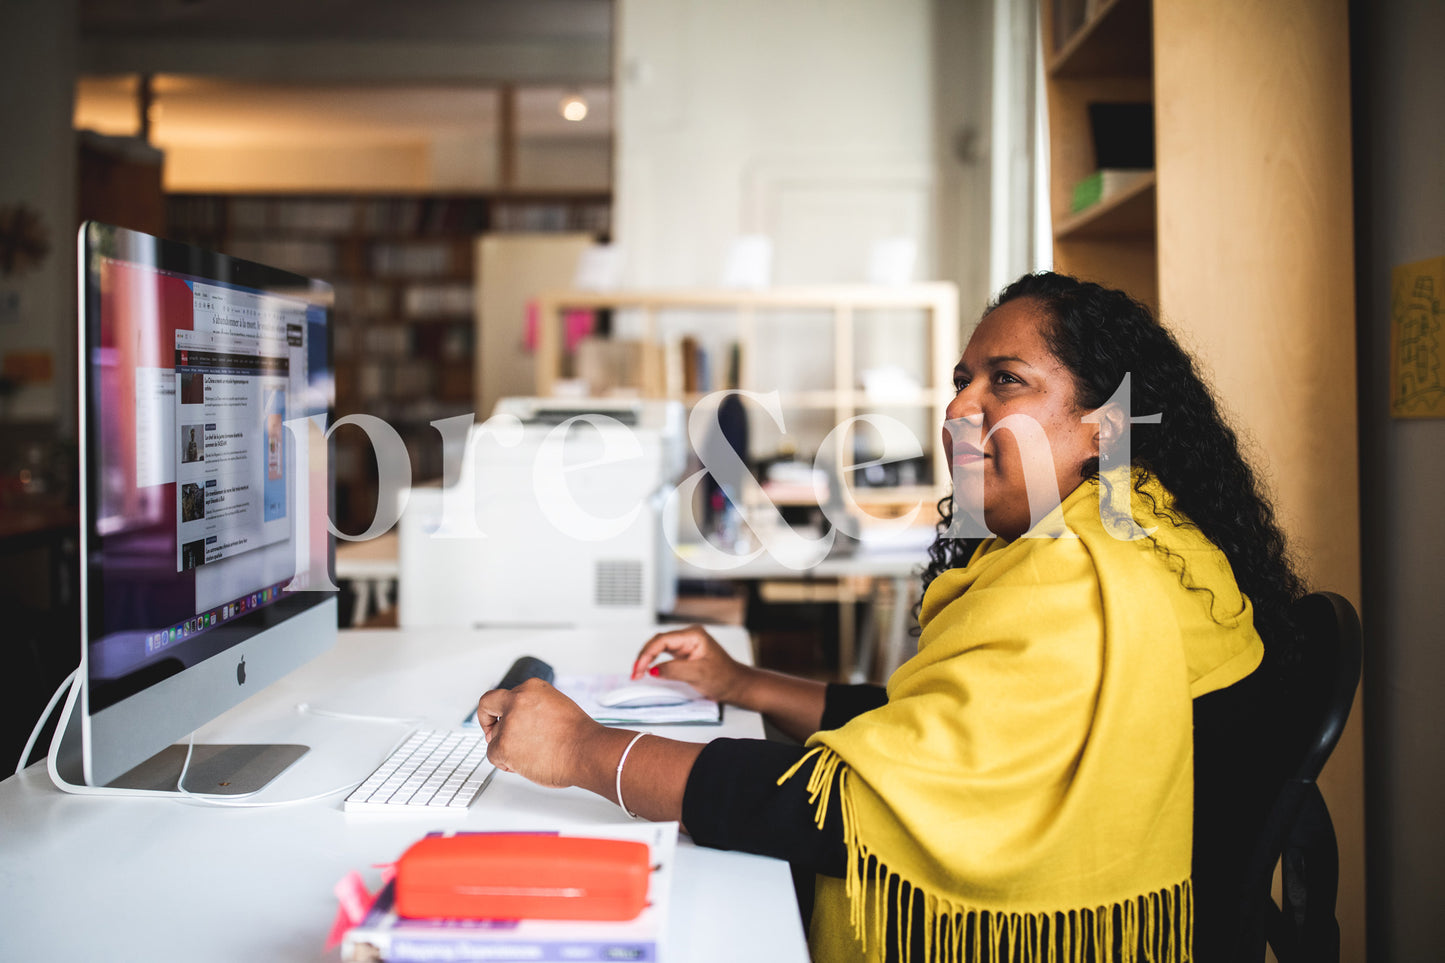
943 298 1099 540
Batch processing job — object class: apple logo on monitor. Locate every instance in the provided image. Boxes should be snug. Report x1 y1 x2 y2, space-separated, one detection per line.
236 656 246 686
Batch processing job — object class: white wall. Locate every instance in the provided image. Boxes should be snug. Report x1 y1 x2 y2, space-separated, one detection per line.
1355 0 1445 957
613 0 991 460
615 0 936 289
933 0 997 320
0 0 78 429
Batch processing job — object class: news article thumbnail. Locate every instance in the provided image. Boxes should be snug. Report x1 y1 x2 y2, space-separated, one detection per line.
181 424 204 464
180 539 206 570
180 371 204 404
180 482 205 522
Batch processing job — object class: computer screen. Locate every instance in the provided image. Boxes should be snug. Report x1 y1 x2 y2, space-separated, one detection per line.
66 222 337 792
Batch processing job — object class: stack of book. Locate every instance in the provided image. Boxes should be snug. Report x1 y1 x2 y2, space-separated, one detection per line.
341 822 677 963
1070 168 1153 213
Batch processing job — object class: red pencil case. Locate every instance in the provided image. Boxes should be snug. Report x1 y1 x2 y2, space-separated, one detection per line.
394 833 652 922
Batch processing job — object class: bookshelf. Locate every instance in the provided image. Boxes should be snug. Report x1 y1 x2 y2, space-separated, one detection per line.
529 284 960 516
1041 0 1158 308
1039 1 1362 957
165 192 610 534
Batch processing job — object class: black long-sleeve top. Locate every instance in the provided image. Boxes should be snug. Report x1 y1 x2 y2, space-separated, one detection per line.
681 683 886 877
679 674 1281 960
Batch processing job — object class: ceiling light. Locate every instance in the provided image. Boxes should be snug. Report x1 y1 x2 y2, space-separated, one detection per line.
560 93 588 122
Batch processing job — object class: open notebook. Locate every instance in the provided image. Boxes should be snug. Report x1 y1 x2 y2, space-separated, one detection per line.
462 674 721 728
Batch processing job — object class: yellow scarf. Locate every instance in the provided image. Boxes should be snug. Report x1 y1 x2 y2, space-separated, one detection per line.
785 473 1263 963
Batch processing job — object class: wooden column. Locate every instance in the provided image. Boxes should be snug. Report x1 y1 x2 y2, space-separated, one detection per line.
1153 2 1364 958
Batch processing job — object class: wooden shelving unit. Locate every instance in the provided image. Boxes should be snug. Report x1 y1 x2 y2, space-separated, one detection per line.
1041 0 1158 308
1047 0 1152 78
530 284 960 515
1038 2 1362 955
165 191 610 533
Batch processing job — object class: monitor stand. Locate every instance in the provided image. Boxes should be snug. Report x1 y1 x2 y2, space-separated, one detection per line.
49 674 308 796
108 743 309 795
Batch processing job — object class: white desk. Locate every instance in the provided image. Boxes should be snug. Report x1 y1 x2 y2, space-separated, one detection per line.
0 625 809 963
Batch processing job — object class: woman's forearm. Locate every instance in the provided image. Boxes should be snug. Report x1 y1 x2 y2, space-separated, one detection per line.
566 672 827 823
572 727 706 826
733 668 828 743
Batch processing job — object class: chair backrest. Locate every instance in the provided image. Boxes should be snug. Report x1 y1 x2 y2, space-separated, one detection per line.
1237 591 1362 963
1285 593 1363 784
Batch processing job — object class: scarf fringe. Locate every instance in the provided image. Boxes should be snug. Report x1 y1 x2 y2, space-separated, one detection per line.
779 748 1195 963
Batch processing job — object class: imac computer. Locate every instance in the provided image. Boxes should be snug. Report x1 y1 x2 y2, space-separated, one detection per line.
52 222 337 795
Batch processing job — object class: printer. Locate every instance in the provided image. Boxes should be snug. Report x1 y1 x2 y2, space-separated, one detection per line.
398 398 687 628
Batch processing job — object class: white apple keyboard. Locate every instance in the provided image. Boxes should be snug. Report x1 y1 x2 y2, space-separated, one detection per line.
342 728 494 813
341 655 552 813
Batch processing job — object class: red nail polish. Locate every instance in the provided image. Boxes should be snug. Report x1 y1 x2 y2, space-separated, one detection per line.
648 666 660 677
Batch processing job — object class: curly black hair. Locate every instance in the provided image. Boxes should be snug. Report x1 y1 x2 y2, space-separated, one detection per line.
918 271 1306 654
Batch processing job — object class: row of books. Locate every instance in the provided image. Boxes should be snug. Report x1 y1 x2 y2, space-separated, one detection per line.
334 280 473 322
334 321 471 361
345 358 470 403
233 197 357 234
570 336 742 399
224 238 338 278
370 240 462 279
166 194 609 242
332 281 399 319
490 200 611 234
401 283 474 319
218 237 475 283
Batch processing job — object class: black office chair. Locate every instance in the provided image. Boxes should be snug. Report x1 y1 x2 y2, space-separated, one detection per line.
1234 591 1362 963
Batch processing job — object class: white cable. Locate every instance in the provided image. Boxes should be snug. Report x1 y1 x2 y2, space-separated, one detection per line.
170 718 427 808
172 732 366 809
36 675 393 808
172 733 260 801
294 702 426 726
44 669 191 799
17 667 77 776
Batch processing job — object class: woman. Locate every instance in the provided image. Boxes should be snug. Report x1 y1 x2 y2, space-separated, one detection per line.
478 272 1303 962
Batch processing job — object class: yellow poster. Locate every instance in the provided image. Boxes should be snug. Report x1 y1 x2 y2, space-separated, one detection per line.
1391 255 1445 418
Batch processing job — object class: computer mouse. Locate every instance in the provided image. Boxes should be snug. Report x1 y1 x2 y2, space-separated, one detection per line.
596 683 693 709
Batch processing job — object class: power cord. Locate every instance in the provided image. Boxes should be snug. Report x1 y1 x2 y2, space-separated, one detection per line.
294 702 427 726
22 670 419 808
170 732 366 809
41 668 204 799
16 667 76 777
168 705 427 808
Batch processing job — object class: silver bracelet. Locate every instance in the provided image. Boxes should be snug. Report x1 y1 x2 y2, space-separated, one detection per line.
615 731 649 819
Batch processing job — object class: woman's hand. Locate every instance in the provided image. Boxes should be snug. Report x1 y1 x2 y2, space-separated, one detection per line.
477 678 706 823
630 624 756 707
476 679 605 788
635 625 830 742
